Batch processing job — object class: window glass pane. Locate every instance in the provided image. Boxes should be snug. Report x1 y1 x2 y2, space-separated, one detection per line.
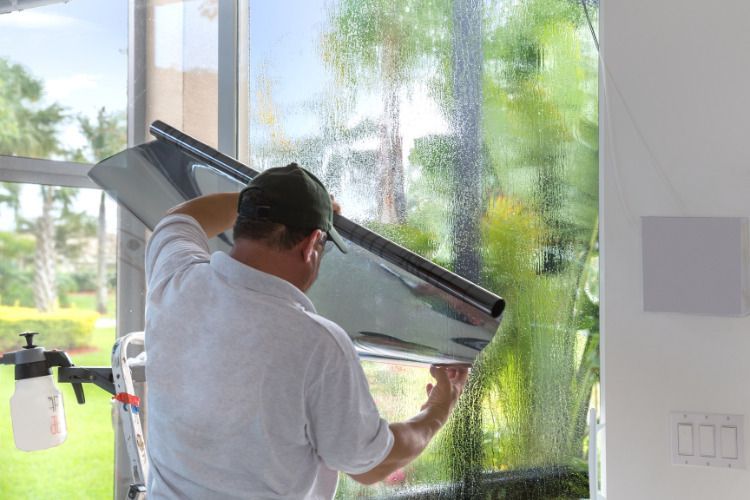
0 0 127 160
247 0 599 497
0 182 119 498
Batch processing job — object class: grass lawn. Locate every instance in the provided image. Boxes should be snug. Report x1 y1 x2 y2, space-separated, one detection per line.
64 292 116 317
0 321 116 499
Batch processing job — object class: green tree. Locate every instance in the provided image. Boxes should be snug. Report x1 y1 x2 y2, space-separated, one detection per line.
405 0 598 493
0 231 35 306
323 0 450 223
0 57 106 312
77 108 126 314
451 0 598 487
0 57 68 311
0 184 33 306
0 182 21 228
0 58 65 158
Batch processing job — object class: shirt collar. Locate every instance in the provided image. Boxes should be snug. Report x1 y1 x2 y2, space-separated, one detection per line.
209 251 317 313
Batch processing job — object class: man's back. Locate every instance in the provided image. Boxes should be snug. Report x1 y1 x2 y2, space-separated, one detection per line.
145 215 392 499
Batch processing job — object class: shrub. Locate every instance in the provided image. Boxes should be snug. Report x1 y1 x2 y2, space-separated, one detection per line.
0 265 34 307
69 270 97 293
0 306 97 353
57 273 77 308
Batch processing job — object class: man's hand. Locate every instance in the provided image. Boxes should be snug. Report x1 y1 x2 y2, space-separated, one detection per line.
331 195 341 215
348 363 469 486
421 365 469 426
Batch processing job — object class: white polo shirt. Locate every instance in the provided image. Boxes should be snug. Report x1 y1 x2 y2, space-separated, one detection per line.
144 214 393 499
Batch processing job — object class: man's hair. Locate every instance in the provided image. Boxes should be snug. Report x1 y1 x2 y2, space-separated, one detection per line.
233 189 313 249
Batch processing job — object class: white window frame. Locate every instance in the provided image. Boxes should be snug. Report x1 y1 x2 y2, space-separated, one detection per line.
0 155 96 188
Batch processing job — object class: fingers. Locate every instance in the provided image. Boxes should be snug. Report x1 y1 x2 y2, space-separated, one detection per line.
429 365 451 387
330 195 342 215
429 364 469 396
451 367 469 393
449 366 469 383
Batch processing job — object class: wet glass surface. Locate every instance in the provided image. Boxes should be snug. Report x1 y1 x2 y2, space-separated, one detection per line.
244 0 599 497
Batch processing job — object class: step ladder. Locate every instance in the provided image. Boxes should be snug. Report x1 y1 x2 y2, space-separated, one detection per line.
111 332 149 499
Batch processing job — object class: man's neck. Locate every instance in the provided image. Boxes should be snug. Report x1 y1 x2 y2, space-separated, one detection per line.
229 239 308 291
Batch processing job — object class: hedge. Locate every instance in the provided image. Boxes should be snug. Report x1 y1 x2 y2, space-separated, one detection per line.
0 306 98 353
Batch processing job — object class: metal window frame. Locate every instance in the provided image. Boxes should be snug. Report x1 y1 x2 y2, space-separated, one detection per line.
0 155 96 188
114 1 244 498
218 0 239 158
113 1 148 498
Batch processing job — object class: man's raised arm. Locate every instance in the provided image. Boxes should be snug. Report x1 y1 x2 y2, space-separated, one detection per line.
167 193 240 239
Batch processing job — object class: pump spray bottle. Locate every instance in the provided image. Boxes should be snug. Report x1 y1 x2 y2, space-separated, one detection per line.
0 332 84 451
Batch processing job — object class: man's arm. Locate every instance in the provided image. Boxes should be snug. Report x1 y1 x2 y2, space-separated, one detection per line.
167 192 240 239
349 365 469 485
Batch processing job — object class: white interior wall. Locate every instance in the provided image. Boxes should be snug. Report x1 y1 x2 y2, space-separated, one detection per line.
601 0 750 498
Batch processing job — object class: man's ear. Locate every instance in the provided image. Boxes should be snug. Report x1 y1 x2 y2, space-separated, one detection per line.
301 229 324 263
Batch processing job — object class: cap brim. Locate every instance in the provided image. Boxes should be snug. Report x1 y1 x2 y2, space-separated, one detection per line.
328 227 348 253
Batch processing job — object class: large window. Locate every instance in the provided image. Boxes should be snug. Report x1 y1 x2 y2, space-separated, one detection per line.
247 0 599 497
0 0 599 497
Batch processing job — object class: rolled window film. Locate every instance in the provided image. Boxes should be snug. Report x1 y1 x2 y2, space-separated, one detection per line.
89 121 504 365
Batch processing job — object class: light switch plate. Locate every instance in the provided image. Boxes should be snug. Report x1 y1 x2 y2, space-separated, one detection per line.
671 412 745 469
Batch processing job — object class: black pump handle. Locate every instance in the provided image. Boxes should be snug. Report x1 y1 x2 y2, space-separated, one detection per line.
19 332 38 348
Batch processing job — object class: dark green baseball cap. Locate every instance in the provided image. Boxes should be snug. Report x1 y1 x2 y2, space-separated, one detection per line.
237 163 347 253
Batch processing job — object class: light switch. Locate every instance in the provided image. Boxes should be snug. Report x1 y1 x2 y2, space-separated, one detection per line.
671 412 744 469
721 426 739 459
699 425 716 457
678 424 694 455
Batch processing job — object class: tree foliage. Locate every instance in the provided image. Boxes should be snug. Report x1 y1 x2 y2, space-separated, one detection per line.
76 107 127 162
322 0 599 493
0 58 121 312
0 58 65 158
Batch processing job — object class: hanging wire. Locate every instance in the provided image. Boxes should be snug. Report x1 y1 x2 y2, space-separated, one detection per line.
580 0 599 51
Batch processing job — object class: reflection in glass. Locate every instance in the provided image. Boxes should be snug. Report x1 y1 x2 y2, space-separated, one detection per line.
147 0 220 148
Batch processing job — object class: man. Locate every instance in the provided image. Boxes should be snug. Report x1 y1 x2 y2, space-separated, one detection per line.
145 163 468 499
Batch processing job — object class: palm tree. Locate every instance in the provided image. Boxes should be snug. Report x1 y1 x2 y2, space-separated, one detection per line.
0 58 64 157
77 108 127 314
33 186 58 311
323 0 449 223
0 183 21 227
0 57 67 311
